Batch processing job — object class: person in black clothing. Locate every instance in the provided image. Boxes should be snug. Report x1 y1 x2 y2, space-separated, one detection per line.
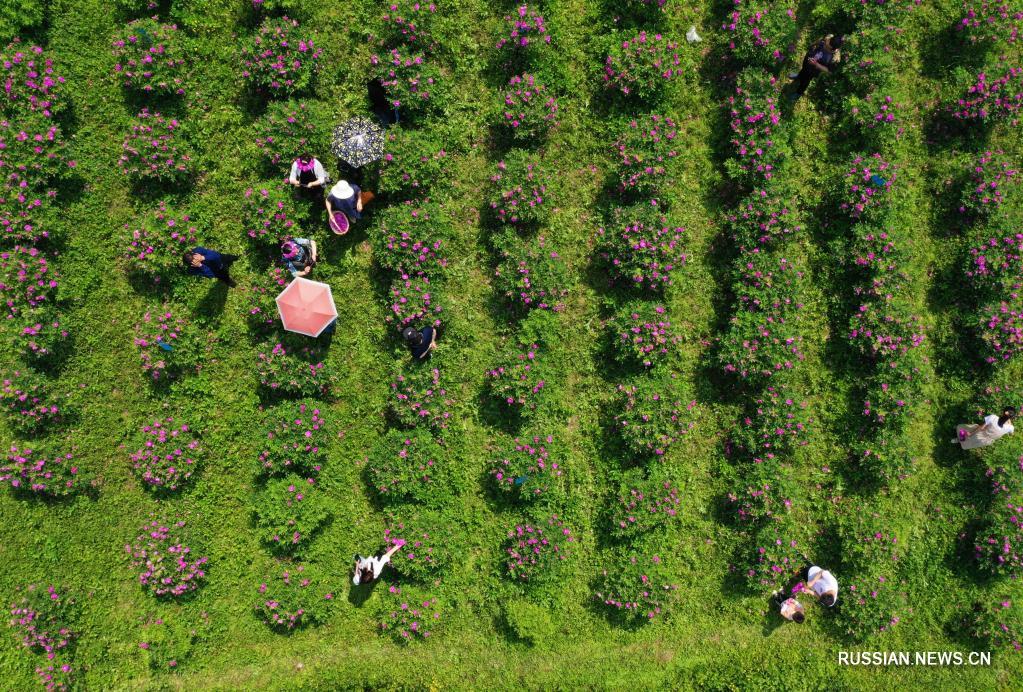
402 325 437 360
368 78 399 126
789 34 844 100
182 247 239 288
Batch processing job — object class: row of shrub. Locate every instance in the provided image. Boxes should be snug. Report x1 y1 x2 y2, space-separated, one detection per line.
830 0 933 486
949 2 1023 655
714 2 817 636
586 2 698 626
0 35 83 689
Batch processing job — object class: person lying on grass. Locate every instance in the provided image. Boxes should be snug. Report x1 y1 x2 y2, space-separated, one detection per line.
805 565 838 607
353 541 405 586
182 247 239 288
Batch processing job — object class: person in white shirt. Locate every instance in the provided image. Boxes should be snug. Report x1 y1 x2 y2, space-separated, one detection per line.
806 566 838 607
352 541 404 586
953 408 1015 450
772 591 806 623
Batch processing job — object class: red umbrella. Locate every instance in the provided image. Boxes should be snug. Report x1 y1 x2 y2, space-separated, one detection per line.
275 278 338 337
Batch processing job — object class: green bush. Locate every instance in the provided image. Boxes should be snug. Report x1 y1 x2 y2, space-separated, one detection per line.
608 469 681 541
253 100 331 174
614 373 697 458
372 48 446 122
0 0 45 42
378 584 443 645
966 594 1023 652
388 362 452 431
367 428 450 506
384 509 455 582
744 519 804 593
489 432 564 503
503 599 556 646
255 563 334 632
139 613 210 672
373 201 453 278
610 301 679 369
493 232 571 315
489 149 553 228
833 572 908 642
378 127 451 198
254 475 330 555
593 550 679 624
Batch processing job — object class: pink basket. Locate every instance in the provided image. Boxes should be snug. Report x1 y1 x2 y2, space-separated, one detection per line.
329 211 350 235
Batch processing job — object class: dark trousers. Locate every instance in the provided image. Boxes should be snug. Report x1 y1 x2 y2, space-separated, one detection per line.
213 254 239 287
793 59 818 96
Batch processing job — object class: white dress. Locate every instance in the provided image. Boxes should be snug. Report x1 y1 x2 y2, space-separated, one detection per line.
957 414 1014 450
352 554 390 585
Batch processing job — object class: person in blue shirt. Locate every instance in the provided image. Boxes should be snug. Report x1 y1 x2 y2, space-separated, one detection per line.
325 179 373 225
402 325 437 360
280 238 317 278
789 34 844 100
182 247 239 287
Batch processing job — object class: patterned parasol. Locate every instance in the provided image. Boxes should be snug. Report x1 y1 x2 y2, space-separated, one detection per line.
330 116 385 168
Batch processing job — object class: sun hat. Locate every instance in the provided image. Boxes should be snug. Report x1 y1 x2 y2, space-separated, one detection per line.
330 180 355 199
281 241 299 259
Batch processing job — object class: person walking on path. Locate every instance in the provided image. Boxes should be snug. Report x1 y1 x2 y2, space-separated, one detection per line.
352 541 404 586
953 408 1015 449
402 325 437 360
281 238 318 278
789 34 844 100
805 565 838 607
288 153 329 201
772 591 806 623
182 247 239 287
325 179 374 226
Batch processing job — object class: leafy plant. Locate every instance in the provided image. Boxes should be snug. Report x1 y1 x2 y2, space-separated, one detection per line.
367 428 449 505
241 16 320 96
254 475 329 555
255 563 334 632
126 518 208 599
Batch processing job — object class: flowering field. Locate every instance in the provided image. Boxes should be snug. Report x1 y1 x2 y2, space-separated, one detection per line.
1 0 1022 688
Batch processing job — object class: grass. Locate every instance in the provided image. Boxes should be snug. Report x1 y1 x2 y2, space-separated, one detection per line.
1 0 1022 689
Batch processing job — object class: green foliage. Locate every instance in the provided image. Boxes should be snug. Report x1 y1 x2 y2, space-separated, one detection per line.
254 475 330 555
833 573 908 643
367 428 450 506
489 432 564 504
384 508 455 582
378 584 443 645
378 127 451 199
744 519 803 593
255 563 334 632
139 612 211 672
608 469 681 541
493 232 571 315
614 372 696 458
593 550 679 624
967 593 1023 652
252 99 331 173
503 599 556 646
0 0 45 42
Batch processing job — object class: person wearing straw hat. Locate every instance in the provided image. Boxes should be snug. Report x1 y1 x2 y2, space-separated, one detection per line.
325 178 374 225
280 237 317 278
